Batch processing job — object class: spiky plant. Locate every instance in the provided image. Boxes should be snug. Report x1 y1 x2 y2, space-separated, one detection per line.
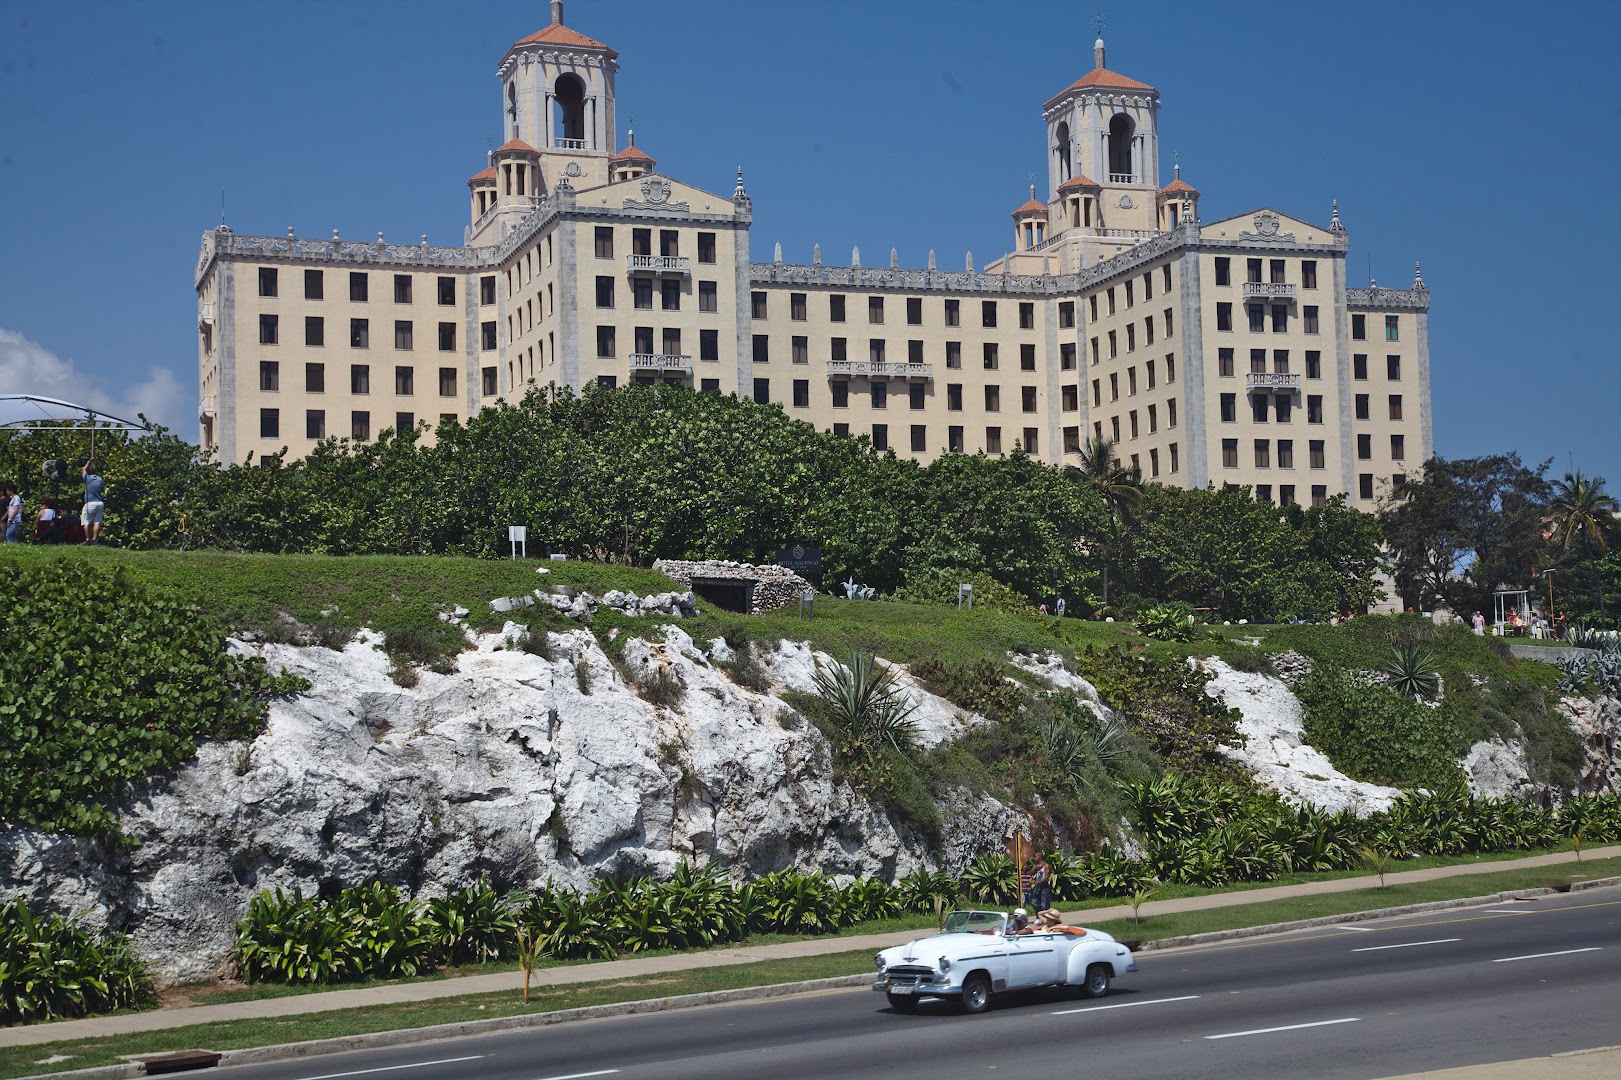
1384 644 1442 700
812 649 920 755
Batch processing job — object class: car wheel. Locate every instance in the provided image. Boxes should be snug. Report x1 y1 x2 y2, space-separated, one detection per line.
886 992 919 1013
1081 963 1111 998
960 973 992 1014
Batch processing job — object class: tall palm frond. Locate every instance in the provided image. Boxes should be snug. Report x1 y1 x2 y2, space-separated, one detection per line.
1546 470 1619 557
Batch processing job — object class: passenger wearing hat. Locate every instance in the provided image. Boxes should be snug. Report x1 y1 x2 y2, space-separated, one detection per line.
1008 908 1033 935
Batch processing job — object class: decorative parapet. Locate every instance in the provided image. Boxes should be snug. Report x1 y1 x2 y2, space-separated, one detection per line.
750 261 1073 295
1346 285 1430 312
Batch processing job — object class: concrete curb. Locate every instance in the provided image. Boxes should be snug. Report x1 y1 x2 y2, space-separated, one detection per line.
18 875 1621 1080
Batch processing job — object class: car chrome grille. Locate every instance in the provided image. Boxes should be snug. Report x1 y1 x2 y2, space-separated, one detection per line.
887 965 935 978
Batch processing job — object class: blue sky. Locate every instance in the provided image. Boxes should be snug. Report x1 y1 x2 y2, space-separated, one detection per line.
2 0 1617 479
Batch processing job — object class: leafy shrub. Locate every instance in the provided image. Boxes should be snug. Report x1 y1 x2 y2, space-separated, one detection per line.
383 623 460 677
1075 644 1244 777
1 898 153 1023
425 877 517 965
910 656 1025 722
1298 668 1462 789
892 567 1037 615
1223 646 1277 676
1135 602 1199 641
0 560 307 837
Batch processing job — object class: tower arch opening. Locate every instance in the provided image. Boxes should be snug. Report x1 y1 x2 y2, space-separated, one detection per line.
553 73 586 146
1055 121 1071 181
1108 113 1135 181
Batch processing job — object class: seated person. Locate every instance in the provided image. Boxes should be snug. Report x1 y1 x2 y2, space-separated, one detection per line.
1008 907 1034 935
1039 910 1089 936
32 497 59 543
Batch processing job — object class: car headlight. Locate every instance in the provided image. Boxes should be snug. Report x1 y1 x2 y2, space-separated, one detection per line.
938 956 951 974
875 955 887 973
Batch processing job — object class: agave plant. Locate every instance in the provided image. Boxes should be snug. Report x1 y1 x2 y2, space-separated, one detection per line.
812 649 921 756
1555 655 1591 695
1384 644 1442 700
1594 645 1621 696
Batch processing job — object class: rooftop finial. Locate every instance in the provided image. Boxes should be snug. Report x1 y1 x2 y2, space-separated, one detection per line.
1094 13 1106 69
735 165 745 195
1329 198 1344 235
1413 261 1426 289
551 0 564 26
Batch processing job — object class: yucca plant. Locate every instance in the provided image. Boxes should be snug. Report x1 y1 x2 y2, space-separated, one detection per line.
1 897 153 1023
959 853 1018 906
897 867 958 913
812 650 921 757
1384 644 1442 700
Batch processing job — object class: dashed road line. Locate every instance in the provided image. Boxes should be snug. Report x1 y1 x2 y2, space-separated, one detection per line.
296 1056 486 1080
1352 938 1461 952
1205 1017 1360 1040
1052 994 1200 1015
1492 947 1603 963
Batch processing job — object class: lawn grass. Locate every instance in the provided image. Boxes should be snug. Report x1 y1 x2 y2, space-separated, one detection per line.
5 856 1616 1079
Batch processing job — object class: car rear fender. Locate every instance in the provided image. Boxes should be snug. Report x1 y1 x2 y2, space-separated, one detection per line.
1065 940 1131 982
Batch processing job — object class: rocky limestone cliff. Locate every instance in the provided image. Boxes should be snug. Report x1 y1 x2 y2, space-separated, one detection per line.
0 625 1020 983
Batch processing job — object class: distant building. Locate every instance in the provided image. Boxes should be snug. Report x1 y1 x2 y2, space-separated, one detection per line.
196 1 1430 509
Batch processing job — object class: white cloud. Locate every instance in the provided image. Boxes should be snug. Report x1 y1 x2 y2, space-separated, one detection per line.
0 328 193 437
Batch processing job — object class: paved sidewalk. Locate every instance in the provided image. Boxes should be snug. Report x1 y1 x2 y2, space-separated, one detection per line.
1373 1045 1621 1079
3 845 1617 1049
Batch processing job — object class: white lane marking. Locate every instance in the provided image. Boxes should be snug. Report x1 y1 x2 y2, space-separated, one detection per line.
1053 994 1200 1015
296 1057 486 1080
1482 909 1536 915
1492 947 1604 963
1205 1017 1360 1040
1352 937 1461 952
528 1072 621 1080
1334 925 1377 932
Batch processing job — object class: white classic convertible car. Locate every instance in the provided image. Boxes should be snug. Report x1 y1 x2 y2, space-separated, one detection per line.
873 910 1138 1013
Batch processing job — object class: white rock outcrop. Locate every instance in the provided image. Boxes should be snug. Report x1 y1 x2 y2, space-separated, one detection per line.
1560 694 1621 794
1462 738 1536 800
1006 652 1114 723
0 626 1016 983
1200 658 1401 815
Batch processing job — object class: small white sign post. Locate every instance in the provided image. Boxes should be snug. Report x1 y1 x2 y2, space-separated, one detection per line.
507 525 527 560
958 583 973 611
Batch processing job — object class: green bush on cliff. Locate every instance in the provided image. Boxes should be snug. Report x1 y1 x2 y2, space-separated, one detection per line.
0 560 308 837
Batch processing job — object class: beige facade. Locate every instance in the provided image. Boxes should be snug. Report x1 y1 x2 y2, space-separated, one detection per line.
196 8 1431 512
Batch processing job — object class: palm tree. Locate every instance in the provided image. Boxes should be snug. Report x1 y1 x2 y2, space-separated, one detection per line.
1547 471 1619 557
1067 435 1144 606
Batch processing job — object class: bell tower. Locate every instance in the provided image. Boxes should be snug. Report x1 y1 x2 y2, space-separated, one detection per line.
497 1 619 192
1042 33 1160 234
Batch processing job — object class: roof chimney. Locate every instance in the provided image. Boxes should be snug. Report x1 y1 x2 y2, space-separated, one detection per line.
551 0 564 25
1094 36 1105 70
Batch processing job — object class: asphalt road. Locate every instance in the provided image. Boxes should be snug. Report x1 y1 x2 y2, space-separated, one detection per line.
218 886 1621 1080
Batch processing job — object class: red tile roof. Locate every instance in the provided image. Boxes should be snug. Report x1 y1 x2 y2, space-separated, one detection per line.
1045 66 1156 106
1012 198 1047 217
1057 174 1101 192
1159 178 1199 195
612 145 654 163
493 139 539 156
513 23 618 57
467 166 497 184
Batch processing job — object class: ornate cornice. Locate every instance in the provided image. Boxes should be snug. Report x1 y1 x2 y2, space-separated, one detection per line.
749 262 1075 296
1346 285 1430 312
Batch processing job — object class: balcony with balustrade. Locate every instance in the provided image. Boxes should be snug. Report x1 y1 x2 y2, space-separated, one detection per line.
1246 372 1302 394
626 254 691 277
553 137 588 151
629 353 693 375
1242 282 1298 301
827 359 934 380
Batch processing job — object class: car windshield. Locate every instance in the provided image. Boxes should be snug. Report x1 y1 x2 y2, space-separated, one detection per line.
942 911 1006 935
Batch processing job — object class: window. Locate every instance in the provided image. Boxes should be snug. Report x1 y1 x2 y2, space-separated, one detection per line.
986 427 1002 453
1278 439 1294 469
1353 354 1368 380
1387 355 1402 381
1360 473 1375 500
1302 261 1317 289
396 412 414 433
394 366 414 395
1251 395 1268 423
1217 302 1233 331
1391 434 1406 460
984 385 1000 412
830 294 846 322
1304 306 1319 334
700 329 719 362
751 291 767 319
1089 295 1099 321
1108 330 1117 359
597 375 618 389
479 275 496 306
1107 287 1116 315
1090 337 1100 365
596 326 615 357
305 362 325 393
793 379 810 408
1019 302 1035 330
1309 440 1325 469
1091 379 1101 407
910 425 926 452
1306 351 1321 379
1247 258 1263 284
1129 410 1139 438
871 383 887 409
871 424 889 451
1273 349 1290 374
747 334 768 364
1168 399 1177 427
896 296 920 326
259 408 279 439
394 275 412 303
438 323 456 351
659 230 680 257
1062 385 1079 411
870 338 886 363
633 278 653 309
1270 304 1288 332
1256 485 1272 505
1166 354 1175 382
1022 386 1038 413
632 229 651 256
832 381 849 408
946 382 966 410
481 321 497 351
1060 343 1076 370
1125 281 1134 307
831 337 847 362
1143 272 1153 300
1163 265 1171 291
1020 343 1036 371
1170 443 1179 472
1383 395 1402 422
1352 313 1366 340
909 382 925 410
594 227 614 259
661 279 681 311
785 292 806 322
868 296 884 324
685 230 711 264
259 313 278 345
1128 366 1138 394
753 378 770 404
981 301 997 328
1145 315 1155 345
258 360 279 391
350 364 370 394
394 321 413 350
1109 373 1119 401
983 343 999 370
1254 440 1270 468
946 341 961 369
909 340 924 364
344 273 368 304
793 336 809 364
1127 325 1136 352
662 328 682 356
1270 259 1286 285
944 298 960 326
1385 315 1400 341
1307 394 1323 424
437 277 456 306
1357 433 1372 460
1220 393 1236 422
1023 427 1039 454
833 423 850 438
1148 447 1160 476
306 409 325 440
1219 348 1235 377
1312 484 1327 507
351 411 370 440
1215 257 1231 286
595 276 614 308
305 269 324 299
305 316 324 347
696 378 717 393
1147 403 1157 432
695 281 716 312
1250 348 1267 374
350 318 369 348
1394 473 1408 490
481 367 496 396
1222 438 1239 468
1275 395 1292 423
1058 301 1075 328
1355 393 1370 420
258 266 277 297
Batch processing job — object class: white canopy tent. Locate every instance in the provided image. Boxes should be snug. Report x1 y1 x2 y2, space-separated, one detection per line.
1492 588 1531 637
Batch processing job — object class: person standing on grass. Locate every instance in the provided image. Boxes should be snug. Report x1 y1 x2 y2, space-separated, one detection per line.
81 459 104 544
2 483 20 543
1055 596 1066 619
1472 611 1486 636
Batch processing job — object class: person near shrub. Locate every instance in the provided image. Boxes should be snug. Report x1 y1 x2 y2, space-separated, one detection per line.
81 458 105 544
1024 852 1052 914
33 496 61 543
1055 596 1066 618
2 483 20 543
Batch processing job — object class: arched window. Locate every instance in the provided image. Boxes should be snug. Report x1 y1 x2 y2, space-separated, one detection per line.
506 82 517 131
1055 122 1072 181
1108 114 1135 181
553 73 586 146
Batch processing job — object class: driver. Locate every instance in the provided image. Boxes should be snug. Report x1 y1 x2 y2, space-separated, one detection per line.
1008 907 1034 935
